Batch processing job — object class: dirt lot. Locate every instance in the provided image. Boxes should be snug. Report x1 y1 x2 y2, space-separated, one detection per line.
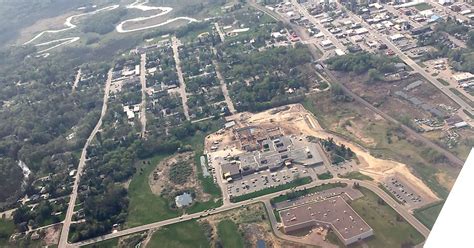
148 152 210 202
42 224 61 246
337 72 459 120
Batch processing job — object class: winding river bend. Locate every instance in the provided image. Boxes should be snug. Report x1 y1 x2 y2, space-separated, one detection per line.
116 0 197 33
23 0 199 53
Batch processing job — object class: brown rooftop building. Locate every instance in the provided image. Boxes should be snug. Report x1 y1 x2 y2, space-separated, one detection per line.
279 196 373 245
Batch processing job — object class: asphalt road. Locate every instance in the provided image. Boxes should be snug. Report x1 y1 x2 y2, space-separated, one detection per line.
140 53 147 138
72 69 81 93
69 178 429 247
171 36 190 120
212 54 236 114
59 69 113 248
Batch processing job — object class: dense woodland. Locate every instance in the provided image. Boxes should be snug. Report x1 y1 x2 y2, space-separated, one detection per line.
220 44 312 111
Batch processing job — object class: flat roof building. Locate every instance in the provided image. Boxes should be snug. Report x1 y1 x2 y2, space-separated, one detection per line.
222 163 242 180
279 196 373 245
452 72 474 83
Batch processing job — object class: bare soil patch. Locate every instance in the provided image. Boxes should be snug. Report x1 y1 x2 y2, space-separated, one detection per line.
148 152 211 202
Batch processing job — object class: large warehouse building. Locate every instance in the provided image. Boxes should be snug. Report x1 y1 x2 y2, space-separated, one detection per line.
279 196 373 246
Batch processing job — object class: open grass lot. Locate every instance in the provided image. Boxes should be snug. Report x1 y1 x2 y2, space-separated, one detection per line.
414 201 445 229
350 188 425 248
83 238 118 248
125 154 179 228
127 120 224 227
0 219 15 246
414 3 433 11
147 220 209 248
217 220 244 248
340 171 373 181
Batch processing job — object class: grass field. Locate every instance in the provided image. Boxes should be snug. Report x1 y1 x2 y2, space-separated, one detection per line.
340 171 373 181
350 188 425 248
414 201 445 229
414 3 432 11
0 219 14 247
316 171 333 180
230 177 312 203
217 220 244 248
147 220 209 248
125 154 179 228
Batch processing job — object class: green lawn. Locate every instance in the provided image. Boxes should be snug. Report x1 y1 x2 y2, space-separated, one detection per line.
217 220 244 248
414 3 432 11
83 238 118 248
350 188 425 248
187 199 223 214
414 201 445 229
0 219 15 247
271 182 347 204
125 154 179 228
340 171 373 181
437 78 449 86
230 177 312 203
316 171 333 180
147 221 209 248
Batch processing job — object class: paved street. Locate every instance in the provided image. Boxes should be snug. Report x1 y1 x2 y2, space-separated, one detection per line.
171 36 190 120
72 69 81 93
214 22 225 42
290 0 346 51
59 69 113 248
140 53 147 138
212 50 236 114
69 178 429 247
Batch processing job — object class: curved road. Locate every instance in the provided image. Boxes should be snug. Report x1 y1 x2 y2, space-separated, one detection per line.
59 69 113 248
68 178 429 247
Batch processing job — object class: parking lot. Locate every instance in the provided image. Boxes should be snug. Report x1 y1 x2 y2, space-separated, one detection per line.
328 160 359 176
382 176 428 209
226 164 313 197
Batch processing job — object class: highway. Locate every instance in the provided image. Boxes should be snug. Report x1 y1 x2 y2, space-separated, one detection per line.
139 53 148 138
69 178 429 247
58 69 113 248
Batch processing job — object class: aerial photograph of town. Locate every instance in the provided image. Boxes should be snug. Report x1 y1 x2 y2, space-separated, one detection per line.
0 0 472 247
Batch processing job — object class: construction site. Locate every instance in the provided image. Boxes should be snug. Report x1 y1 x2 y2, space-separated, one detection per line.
204 104 439 206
